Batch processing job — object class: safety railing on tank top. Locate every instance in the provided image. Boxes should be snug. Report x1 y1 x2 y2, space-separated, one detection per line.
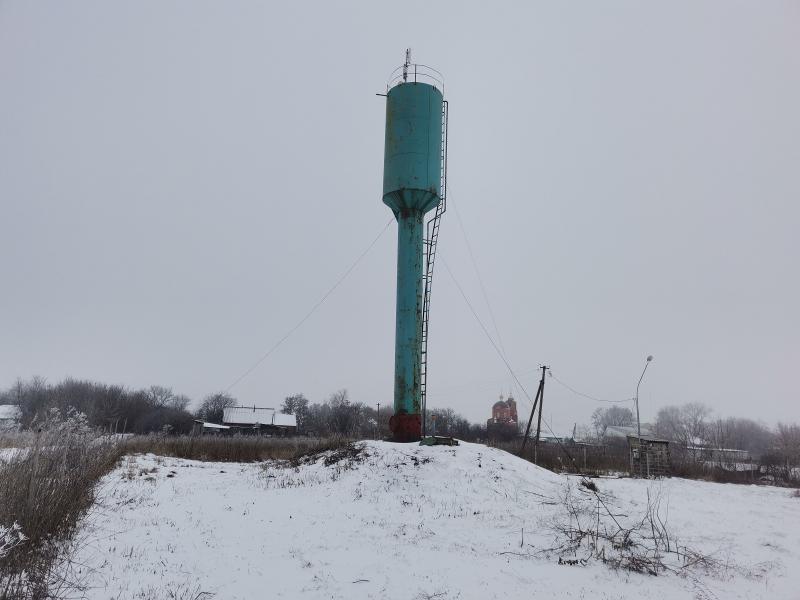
386 63 445 93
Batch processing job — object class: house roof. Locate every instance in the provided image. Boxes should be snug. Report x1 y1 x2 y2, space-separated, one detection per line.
605 425 654 438
0 405 21 420
273 413 297 427
223 406 297 428
193 420 230 430
626 433 670 443
687 446 750 454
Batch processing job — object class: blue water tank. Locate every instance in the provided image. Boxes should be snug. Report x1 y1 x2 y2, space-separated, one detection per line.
382 82 443 215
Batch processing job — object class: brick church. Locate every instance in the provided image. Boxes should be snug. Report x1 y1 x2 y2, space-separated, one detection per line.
487 394 519 439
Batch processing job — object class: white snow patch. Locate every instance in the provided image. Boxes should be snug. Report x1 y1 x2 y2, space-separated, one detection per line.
70 441 799 599
0 447 26 462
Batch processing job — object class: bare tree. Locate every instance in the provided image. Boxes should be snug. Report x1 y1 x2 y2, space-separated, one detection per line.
775 423 800 477
591 406 634 438
705 417 772 456
425 407 472 437
167 394 192 412
682 403 711 443
281 393 309 431
196 393 236 423
328 389 354 435
653 403 711 447
146 385 174 407
2 377 197 435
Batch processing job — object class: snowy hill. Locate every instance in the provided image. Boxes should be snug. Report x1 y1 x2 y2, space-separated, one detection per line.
71 441 799 599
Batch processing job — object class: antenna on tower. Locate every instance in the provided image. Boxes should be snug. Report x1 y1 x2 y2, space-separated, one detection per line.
402 48 411 82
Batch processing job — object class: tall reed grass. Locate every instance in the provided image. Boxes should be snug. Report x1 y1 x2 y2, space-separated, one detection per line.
0 411 124 599
0 427 353 598
120 433 352 462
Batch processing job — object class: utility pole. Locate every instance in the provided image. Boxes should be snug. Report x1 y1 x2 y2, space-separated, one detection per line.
377 402 381 439
519 366 548 457
533 366 547 464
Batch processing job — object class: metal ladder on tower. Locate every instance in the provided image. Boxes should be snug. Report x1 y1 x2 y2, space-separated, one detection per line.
420 100 448 436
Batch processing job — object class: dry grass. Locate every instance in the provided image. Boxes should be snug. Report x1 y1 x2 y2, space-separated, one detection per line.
0 430 353 598
0 431 35 450
539 482 722 583
119 434 353 463
0 415 124 599
490 439 630 476
490 440 800 488
259 441 367 489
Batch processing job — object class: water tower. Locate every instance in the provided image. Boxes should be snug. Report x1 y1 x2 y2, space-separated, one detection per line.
382 51 448 442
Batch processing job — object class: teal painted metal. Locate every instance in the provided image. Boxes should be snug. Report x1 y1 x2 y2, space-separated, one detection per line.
382 82 443 436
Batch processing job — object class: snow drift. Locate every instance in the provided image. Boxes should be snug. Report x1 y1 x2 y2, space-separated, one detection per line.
70 441 798 599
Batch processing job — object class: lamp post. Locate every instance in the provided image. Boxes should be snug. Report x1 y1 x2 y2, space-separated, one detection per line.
635 355 654 440
635 355 654 476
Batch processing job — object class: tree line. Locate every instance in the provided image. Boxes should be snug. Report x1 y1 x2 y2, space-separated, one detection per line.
588 402 800 477
277 390 484 440
1 377 195 434
0 377 485 440
4 377 793 472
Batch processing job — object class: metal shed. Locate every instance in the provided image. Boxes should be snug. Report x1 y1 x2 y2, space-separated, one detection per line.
627 434 671 478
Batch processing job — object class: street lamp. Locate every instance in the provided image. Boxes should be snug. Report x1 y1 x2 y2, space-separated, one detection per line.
635 355 654 469
635 355 653 441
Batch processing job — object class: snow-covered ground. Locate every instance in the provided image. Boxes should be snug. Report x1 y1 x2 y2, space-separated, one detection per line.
0 447 25 462
70 441 799 599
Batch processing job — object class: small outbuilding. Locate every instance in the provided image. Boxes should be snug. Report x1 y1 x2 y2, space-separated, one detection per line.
627 434 671 478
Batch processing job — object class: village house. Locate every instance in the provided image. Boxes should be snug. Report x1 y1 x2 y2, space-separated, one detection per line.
223 406 297 436
686 445 755 471
191 406 298 436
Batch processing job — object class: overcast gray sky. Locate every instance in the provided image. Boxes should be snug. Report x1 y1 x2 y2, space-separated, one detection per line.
1 1 798 431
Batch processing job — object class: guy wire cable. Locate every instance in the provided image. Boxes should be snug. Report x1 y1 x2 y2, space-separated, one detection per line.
448 189 508 357
225 218 394 392
448 187 522 401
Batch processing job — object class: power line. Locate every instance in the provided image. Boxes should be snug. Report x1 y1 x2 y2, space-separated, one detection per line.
549 372 633 404
225 218 394 392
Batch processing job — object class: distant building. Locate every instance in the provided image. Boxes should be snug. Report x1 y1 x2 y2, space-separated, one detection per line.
223 406 297 436
487 394 518 440
686 445 754 471
0 405 21 431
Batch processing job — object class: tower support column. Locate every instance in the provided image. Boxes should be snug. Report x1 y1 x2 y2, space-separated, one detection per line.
389 209 424 442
